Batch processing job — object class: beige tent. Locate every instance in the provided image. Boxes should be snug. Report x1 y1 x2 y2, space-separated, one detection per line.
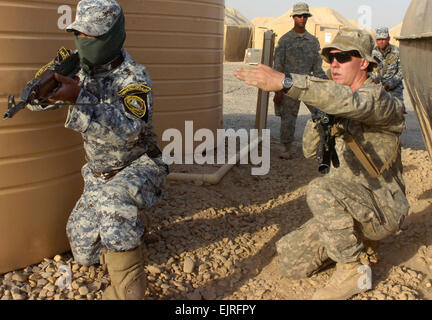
224 7 253 61
252 7 358 49
390 23 403 45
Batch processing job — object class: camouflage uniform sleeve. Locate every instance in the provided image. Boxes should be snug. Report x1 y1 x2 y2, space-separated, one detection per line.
311 39 327 79
286 74 405 129
273 38 286 73
65 88 147 138
382 51 403 90
302 119 320 158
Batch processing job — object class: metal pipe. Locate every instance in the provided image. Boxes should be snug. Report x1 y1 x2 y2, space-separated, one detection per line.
167 136 263 184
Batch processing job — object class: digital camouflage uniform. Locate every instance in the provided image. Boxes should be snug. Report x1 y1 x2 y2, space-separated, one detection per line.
371 27 404 104
276 30 409 280
371 44 404 102
273 30 327 145
64 49 167 266
27 1 168 267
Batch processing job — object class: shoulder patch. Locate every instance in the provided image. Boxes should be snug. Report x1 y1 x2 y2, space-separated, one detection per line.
118 84 152 120
386 55 398 65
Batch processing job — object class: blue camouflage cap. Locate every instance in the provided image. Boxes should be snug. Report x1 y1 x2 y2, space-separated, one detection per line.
66 0 122 37
375 27 390 40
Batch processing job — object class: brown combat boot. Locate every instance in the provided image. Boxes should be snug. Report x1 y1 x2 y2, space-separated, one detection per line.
312 261 371 300
101 246 147 300
279 143 293 159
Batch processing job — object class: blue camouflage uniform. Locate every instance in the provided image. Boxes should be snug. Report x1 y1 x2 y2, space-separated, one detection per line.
371 27 404 105
27 0 168 266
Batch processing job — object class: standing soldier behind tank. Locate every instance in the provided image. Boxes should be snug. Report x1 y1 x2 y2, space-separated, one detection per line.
26 0 168 300
371 27 405 107
273 2 327 159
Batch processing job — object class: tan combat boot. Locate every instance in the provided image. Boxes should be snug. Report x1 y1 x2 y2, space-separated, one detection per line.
280 143 293 159
312 261 371 300
101 246 147 300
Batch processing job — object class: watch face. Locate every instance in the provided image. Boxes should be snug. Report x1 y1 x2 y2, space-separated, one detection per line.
283 77 293 89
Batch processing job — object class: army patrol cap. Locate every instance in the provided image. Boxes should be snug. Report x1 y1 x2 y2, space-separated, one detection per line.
321 27 377 67
66 0 122 37
375 27 390 40
290 2 312 17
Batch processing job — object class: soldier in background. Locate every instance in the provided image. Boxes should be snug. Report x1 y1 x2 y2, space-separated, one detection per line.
26 0 168 300
371 27 405 107
273 2 326 159
235 28 409 300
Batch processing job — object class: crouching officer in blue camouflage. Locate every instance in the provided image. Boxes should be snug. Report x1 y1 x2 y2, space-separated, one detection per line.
235 28 409 300
26 0 168 300
371 27 405 107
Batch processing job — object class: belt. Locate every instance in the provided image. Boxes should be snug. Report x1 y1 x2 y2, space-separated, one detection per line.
91 149 162 180
93 169 122 180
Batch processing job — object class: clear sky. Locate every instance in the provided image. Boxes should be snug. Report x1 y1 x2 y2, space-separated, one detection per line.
225 0 411 29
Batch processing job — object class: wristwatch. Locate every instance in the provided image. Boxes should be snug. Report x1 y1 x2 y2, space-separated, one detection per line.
282 73 293 93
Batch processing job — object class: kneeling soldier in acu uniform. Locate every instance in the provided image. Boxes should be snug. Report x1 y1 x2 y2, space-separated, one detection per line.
235 28 409 300
26 0 168 300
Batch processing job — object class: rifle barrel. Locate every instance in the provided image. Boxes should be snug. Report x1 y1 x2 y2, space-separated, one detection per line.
3 101 26 120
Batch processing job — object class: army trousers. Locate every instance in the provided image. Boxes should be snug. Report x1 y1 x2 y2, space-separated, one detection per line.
276 176 408 280
66 154 167 266
275 95 301 145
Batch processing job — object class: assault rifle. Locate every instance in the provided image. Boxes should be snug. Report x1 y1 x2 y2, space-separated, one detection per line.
4 49 80 120
312 111 340 174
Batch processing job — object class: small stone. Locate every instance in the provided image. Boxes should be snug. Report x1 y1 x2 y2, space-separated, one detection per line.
29 273 41 281
46 267 56 273
78 286 89 296
3 273 12 281
12 273 27 282
146 265 161 275
183 257 195 274
72 280 80 290
38 289 48 299
11 290 26 300
37 279 48 287
53 255 62 263
44 283 56 292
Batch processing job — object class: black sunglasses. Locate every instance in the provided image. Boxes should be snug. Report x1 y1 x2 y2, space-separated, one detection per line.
328 51 362 64
293 14 310 18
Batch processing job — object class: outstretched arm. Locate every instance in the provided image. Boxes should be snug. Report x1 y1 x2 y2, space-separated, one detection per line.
234 64 285 92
